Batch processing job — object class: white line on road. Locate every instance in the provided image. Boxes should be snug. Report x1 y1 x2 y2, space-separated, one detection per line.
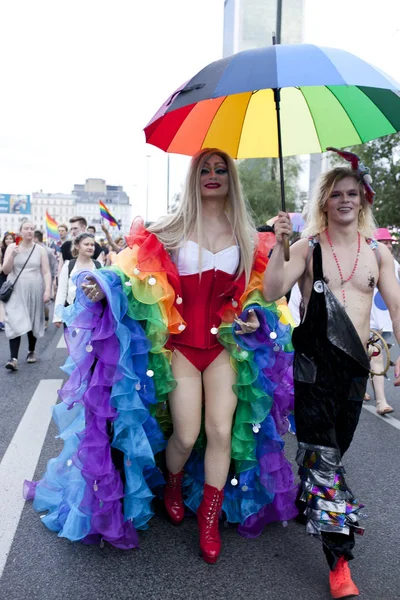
362 403 400 431
0 379 62 579
56 334 66 349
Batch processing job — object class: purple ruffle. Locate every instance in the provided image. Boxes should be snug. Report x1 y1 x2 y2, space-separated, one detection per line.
60 281 138 549
235 305 298 536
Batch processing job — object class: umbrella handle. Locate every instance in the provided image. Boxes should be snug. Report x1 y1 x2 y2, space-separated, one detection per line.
283 235 290 262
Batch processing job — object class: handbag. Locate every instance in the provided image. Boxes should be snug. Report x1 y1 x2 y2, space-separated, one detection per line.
0 245 36 303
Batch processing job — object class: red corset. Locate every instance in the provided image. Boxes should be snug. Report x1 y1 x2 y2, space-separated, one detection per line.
170 269 245 349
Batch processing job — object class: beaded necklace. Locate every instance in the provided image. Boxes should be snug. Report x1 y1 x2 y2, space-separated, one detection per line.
325 229 361 309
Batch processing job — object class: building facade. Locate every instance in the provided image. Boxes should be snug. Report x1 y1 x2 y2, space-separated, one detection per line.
31 192 76 233
0 179 131 240
73 178 131 234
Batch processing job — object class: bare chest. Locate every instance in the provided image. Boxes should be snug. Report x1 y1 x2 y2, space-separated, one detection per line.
191 229 236 254
319 243 379 296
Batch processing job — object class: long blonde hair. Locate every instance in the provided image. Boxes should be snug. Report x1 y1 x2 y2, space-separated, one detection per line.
148 148 257 284
302 167 377 239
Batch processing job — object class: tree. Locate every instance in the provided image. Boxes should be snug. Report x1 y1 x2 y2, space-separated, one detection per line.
334 133 400 227
237 157 302 225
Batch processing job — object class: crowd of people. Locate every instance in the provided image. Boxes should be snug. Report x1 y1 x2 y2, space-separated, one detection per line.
1 147 398 599
0 217 127 367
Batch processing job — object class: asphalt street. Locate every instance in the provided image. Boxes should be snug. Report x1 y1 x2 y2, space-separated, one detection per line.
0 315 400 600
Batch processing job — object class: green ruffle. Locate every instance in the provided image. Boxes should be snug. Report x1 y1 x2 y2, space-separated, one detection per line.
110 266 176 436
219 290 293 474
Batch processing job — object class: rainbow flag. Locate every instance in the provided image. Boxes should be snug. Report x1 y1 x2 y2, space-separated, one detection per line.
45 211 60 240
99 200 119 228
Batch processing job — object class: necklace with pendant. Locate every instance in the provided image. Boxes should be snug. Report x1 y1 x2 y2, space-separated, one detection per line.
325 229 361 309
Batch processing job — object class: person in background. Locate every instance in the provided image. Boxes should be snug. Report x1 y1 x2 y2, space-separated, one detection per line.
58 224 69 244
0 232 16 331
87 225 106 264
34 230 58 328
53 232 101 328
105 235 127 265
366 227 400 414
101 223 126 249
101 223 127 265
59 216 102 271
2 221 51 370
98 237 110 260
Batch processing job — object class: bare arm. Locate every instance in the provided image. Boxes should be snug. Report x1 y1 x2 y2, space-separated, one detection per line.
263 212 309 301
40 247 52 302
57 254 64 277
2 243 19 275
101 224 120 252
53 262 69 323
376 243 400 383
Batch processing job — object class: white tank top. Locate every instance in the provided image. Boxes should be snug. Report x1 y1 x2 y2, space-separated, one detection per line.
174 240 240 276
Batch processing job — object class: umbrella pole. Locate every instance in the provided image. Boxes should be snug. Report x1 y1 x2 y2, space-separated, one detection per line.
274 86 290 261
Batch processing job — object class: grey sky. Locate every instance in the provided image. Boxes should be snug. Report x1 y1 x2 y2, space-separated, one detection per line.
0 0 399 222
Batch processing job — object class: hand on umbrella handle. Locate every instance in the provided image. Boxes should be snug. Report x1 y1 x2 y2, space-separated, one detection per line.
283 235 290 262
274 212 292 261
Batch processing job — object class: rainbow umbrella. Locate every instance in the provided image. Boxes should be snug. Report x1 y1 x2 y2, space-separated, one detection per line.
146 44 400 157
145 43 400 203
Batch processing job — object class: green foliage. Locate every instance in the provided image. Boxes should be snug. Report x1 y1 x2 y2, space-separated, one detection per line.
334 133 400 227
237 157 301 225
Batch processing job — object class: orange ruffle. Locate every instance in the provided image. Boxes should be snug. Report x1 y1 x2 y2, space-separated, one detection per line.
240 232 275 307
116 217 185 334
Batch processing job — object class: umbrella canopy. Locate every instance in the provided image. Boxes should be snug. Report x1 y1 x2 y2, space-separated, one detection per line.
267 212 305 232
145 44 400 158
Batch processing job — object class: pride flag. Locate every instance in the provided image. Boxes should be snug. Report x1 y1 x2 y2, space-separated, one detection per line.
99 200 119 228
45 212 60 240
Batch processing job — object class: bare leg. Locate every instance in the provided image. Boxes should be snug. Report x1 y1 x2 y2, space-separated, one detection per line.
203 349 237 490
165 350 202 474
370 352 393 414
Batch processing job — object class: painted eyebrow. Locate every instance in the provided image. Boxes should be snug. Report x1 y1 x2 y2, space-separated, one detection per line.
202 161 227 168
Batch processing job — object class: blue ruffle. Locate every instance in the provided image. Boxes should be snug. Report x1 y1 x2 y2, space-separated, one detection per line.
29 269 166 546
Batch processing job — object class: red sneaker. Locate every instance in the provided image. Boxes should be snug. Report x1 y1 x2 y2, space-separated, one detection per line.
329 557 360 599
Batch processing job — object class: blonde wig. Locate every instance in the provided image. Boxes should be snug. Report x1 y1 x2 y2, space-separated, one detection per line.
302 167 377 239
148 148 257 284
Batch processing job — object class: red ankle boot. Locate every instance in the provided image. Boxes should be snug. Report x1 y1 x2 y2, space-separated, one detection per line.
329 556 359 598
164 470 185 525
197 483 224 564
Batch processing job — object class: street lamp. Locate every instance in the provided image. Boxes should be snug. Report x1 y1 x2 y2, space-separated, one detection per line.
145 155 151 224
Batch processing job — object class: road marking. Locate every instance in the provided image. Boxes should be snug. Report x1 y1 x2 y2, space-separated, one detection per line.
57 334 66 349
0 379 62 578
362 404 400 431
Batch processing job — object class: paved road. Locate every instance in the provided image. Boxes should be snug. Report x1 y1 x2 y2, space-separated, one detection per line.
0 319 400 600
